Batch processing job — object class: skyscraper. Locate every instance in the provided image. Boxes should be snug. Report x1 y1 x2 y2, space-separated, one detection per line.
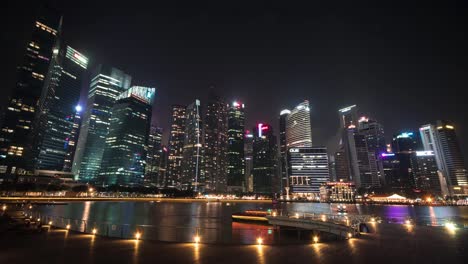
278 109 290 193
357 117 386 156
0 7 62 177
99 86 155 186
338 105 358 129
287 147 329 197
181 100 203 190
33 46 88 171
203 92 228 192
166 105 186 188
410 151 441 194
145 127 163 186
244 130 254 192
420 121 467 193
286 100 312 148
62 106 82 172
252 123 278 194
227 101 245 192
392 131 421 153
72 65 131 182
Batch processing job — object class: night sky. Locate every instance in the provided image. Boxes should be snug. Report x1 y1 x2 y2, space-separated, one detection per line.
2 1 468 162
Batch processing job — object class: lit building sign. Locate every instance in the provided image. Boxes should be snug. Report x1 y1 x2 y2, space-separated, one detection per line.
338 105 356 113
66 46 88 69
358 116 368 123
117 86 156 105
380 153 395 157
396 132 414 139
416 151 434 156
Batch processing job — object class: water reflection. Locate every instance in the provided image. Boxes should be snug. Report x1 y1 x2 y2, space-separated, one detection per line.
36 201 468 244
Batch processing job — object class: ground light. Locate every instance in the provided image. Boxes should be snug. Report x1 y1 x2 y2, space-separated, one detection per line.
194 235 201 244
37 218 41 222
405 219 412 225
257 237 263 245
295 213 299 218
2 205 6 211
445 222 456 231
370 217 376 223
48 221 53 225
66 224 70 230
135 232 141 240
313 236 319 243
92 228 97 235
347 233 352 239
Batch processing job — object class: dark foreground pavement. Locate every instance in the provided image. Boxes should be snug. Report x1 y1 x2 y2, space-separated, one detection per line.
0 222 466 264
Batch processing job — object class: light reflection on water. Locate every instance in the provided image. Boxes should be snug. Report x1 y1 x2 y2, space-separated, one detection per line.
36 201 467 244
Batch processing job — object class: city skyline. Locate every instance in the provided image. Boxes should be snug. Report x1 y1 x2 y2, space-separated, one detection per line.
3 2 468 163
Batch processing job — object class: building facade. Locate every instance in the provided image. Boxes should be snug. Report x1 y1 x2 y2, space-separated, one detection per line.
227 101 245 192
0 7 62 177
287 147 329 197
72 65 131 182
181 100 203 190
410 151 442 195
285 100 312 148
252 123 278 194
99 86 155 186
145 127 163 186
278 109 290 193
203 93 228 192
166 105 186 188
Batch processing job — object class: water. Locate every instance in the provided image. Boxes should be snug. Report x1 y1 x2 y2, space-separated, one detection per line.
33 201 468 244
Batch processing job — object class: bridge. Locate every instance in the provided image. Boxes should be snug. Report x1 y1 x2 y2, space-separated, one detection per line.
266 212 377 239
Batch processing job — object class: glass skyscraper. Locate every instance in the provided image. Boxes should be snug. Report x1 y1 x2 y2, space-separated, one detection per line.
286 100 312 148
181 100 203 190
252 123 277 194
227 101 245 192
278 109 290 193
72 65 131 182
99 86 155 186
203 92 228 192
145 126 163 186
34 46 88 171
167 105 186 188
0 7 62 177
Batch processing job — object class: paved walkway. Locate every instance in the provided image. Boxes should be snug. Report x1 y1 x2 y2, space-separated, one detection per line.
0 219 466 264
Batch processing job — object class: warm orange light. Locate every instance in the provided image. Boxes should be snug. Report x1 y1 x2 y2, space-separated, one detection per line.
92 228 97 235
194 235 200 243
135 232 141 240
347 232 352 238
48 221 53 225
313 236 319 243
66 224 70 229
257 237 263 245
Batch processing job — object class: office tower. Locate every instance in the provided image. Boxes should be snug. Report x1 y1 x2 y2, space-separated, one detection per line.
420 122 468 194
227 101 245 192
0 7 62 177
63 106 83 172
203 92 228 192
380 153 401 188
346 128 380 189
181 100 203 190
435 121 467 187
392 131 421 153
288 147 329 197
278 109 290 192
252 123 278 194
72 65 131 182
166 105 186 187
286 100 312 148
244 130 254 192
159 146 169 187
338 105 358 129
33 46 88 171
410 151 441 194
357 117 386 155
145 127 163 186
99 86 155 186
334 150 350 182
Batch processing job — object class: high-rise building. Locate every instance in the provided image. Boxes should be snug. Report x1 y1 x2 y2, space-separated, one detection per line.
278 109 290 193
63 106 82 172
338 105 358 129
33 46 88 172
244 130 254 192
252 123 278 194
392 131 421 153
286 101 312 148
145 127 163 186
159 146 169 187
333 105 359 182
420 122 468 194
227 101 245 192
287 147 329 197
357 117 386 156
72 65 131 182
99 86 155 186
203 92 228 192
410 151 441 194
0 7 62 177
181 100 203 190
166 105 186 188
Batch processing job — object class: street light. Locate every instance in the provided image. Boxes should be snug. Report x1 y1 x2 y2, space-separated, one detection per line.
194 235 201 244
313 236 319 243
135 232 141 240
257 237 263 245
92 228 97 235
66 224 71 230
2 205 6 211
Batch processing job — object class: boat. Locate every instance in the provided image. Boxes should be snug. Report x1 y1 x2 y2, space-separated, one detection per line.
231 210 270 223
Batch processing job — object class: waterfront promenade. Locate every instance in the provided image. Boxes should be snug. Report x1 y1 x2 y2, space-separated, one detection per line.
0 216 466 264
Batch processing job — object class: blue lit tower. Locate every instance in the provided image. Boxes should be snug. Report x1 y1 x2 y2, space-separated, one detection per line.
72 65 131 182
99 86 155 186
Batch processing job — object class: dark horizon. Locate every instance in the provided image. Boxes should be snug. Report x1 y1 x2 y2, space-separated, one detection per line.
2 1 468 162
